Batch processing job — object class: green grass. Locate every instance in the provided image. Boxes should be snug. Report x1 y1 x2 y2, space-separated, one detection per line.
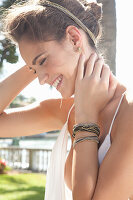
0 173 46 200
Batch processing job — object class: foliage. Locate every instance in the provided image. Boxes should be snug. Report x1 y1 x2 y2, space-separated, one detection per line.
0 0 22 69
9 94 36 108
0 173 46 200
0 38 19 69
0 158 13 174
0 158 6 174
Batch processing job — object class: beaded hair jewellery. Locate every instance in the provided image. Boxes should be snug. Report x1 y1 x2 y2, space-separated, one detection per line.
42 0 96 45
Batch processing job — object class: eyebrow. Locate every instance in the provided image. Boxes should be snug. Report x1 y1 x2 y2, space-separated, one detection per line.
32 52 46 65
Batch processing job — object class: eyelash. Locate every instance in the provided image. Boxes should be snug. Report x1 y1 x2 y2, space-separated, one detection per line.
39 58 46 66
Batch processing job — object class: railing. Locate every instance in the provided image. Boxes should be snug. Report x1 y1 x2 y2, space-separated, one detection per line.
0 147 52 172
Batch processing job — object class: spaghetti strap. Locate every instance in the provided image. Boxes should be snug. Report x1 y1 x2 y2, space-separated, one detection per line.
108 91 126 136
66 103 75 123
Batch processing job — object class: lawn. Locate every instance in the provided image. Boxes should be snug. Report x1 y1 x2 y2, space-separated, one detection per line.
0 173 46 200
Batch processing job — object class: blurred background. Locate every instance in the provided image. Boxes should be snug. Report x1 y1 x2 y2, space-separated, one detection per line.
0 0 133 199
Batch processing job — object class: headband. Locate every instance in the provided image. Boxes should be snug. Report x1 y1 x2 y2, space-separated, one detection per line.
42 0 96 45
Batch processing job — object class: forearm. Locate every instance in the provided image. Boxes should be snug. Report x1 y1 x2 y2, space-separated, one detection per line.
0 65 37 114
72 117 99 200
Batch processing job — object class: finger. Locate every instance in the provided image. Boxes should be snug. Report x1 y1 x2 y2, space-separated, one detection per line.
108 72 118 98
92 57 104 78
84 53 97 77
100 64 110 86
76 53 85 80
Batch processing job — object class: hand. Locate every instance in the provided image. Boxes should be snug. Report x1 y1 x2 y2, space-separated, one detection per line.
74 53 117 123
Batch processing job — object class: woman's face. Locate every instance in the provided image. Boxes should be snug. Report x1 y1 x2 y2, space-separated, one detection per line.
19 37 81 98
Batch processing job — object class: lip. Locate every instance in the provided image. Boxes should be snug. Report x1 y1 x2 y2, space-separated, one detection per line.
51 74 63 86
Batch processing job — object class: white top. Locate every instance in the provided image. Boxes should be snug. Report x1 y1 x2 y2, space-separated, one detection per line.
45 92 127 200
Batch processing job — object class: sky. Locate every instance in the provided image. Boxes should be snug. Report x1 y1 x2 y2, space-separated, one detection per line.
1 0 133 101
116 0 133 91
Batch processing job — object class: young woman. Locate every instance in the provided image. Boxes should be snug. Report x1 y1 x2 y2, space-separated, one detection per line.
0 0 133 199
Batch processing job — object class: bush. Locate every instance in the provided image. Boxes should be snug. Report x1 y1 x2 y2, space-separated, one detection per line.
0 158 6 174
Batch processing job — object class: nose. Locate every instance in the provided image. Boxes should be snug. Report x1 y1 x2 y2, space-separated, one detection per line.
38 74 49 85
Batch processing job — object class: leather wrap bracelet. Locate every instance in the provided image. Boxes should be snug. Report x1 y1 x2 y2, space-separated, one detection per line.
72 123 100 138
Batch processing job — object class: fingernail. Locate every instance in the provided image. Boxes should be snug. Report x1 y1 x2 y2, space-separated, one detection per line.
81 52 85 58
105 64 109 68
98 54 103 59
92 52 96 56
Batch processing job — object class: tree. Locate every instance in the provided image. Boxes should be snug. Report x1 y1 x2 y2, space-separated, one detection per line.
0 0 24 70
97 0 116 74
9 94 36 108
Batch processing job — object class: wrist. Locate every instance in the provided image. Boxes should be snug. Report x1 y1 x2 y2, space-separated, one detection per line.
75 114 98 124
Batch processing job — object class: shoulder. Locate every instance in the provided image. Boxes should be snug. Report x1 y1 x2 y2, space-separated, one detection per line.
114 90 133 142
92 91 133 199
40 97 74 124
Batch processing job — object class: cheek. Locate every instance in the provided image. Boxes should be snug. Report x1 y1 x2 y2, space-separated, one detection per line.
47 55 67 72
46 52 79 77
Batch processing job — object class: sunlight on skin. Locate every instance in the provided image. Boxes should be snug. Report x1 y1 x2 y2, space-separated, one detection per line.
1 1 133 101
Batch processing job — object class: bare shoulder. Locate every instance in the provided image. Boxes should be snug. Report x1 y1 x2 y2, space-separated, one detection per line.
91 90 133 199
114 90 133 141
40 97 74 125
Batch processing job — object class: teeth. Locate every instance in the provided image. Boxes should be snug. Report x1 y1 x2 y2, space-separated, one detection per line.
53 76 62 88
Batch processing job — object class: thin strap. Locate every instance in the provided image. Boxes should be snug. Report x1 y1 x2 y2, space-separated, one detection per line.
66 103 75 123
108 91 126 136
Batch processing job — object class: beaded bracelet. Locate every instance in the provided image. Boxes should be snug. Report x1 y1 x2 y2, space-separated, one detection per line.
29 66 37 74
73 135 99 148
72 123 100 138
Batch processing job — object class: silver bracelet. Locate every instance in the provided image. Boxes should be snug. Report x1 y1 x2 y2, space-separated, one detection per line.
73 136 99 148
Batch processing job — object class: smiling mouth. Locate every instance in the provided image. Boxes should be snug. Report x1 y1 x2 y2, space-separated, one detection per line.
52 74 63 89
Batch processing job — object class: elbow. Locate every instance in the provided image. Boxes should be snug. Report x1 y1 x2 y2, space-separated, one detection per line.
72 181 94 200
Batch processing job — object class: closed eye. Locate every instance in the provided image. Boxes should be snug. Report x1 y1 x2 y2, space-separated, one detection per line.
39 58 46 66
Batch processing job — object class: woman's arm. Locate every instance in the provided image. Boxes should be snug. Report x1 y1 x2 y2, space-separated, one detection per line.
91 103 133 200
0 65 37 114
72 53 117 200
0 64 75 138
72 127 99 200
72 111 99 200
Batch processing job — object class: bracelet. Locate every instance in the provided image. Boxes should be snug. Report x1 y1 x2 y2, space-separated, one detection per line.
73 136 99 148
26 65 37 74
74 132 98 139
28 66 37 74
72 123 100 138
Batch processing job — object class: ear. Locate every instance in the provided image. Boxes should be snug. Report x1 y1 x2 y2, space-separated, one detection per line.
65 25 83 51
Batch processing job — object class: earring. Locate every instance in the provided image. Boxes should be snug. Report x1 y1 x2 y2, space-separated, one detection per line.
77 47 82 53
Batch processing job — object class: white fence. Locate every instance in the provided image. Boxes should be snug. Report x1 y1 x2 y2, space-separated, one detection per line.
0 147 52 172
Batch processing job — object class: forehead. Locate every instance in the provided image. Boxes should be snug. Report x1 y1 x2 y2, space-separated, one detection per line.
18 38 64 65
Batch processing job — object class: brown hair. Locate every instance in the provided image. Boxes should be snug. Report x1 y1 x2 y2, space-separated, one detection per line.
1 0 103 49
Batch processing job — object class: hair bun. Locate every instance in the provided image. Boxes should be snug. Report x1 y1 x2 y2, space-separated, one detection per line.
84 2 103 21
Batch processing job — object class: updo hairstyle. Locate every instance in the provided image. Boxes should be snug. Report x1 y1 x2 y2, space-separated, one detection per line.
1 0 103 50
